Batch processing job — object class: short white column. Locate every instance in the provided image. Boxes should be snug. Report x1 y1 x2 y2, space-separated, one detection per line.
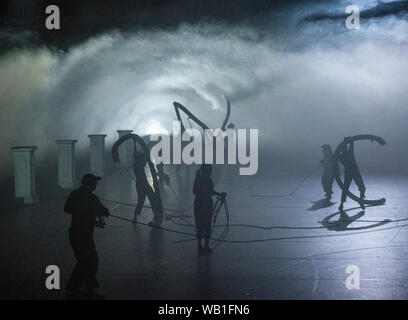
56 139 77 188
117 130 133 167
88 134 107 177
10 146 38 204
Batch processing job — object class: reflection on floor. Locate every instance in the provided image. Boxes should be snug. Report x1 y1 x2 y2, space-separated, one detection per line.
1 165 407 299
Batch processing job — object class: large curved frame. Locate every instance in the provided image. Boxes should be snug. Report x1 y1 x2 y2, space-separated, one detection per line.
333 134 386 206
173 97 231 134
111 133 163 214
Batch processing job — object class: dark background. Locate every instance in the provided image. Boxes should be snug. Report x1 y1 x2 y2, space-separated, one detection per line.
1 0 292 47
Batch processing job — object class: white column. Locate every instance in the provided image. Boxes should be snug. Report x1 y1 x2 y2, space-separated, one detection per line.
117 130 133 167
88 135 107 177
10 146 38 204
56 139 77 188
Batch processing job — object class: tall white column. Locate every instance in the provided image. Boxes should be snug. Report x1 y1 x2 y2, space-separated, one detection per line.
88 134 107 177
10 146 38 204
116 130 133 167
56 139 77 188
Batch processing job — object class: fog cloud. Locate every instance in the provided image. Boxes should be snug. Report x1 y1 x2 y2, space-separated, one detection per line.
1 0 407 177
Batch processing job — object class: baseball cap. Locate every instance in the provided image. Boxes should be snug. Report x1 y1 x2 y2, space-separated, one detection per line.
81 173 101 185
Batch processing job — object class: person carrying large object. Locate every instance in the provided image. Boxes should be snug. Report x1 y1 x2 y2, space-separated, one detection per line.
334 135 386 211
112 133 163 226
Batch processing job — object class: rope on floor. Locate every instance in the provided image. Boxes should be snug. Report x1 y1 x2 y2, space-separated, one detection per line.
108 212 408 244
250 167 321 197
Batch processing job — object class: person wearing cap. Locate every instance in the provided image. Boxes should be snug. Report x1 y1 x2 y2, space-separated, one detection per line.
319 144 336 201
64 173 110 297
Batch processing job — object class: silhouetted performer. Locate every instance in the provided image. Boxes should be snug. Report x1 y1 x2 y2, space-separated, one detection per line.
337 137 366 211
193 164 226 253
156 162 170 185
64 174 109 297
320 144 336 200
133 147 163 226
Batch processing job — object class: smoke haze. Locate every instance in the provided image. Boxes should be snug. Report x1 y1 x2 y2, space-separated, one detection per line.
1 0 407 180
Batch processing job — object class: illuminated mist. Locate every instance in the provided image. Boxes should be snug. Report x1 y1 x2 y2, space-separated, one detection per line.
1 0 407 180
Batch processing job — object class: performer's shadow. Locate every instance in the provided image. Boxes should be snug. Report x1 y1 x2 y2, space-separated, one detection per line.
319 207 391 231
308 198 335 211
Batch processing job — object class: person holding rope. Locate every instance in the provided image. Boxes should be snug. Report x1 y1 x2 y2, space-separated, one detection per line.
193 164 226 254
64 174 109 298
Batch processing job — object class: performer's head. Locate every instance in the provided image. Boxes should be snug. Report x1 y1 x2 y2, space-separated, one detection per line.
81 173 101 191
321 144 333 157
200 164 213 176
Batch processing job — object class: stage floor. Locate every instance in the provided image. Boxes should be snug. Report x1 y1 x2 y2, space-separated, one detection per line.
1 166 407 299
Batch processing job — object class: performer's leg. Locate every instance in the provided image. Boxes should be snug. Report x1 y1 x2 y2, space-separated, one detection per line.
340 170 353 210
203 212 213 253
353 170 366 209
328 174 334 200
146 187 163 226
322 170 333 200
194 208 204 252
134 188 146 220
321 173 326 197
66 230 86 291
83 238 100 292
353 170 366 199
